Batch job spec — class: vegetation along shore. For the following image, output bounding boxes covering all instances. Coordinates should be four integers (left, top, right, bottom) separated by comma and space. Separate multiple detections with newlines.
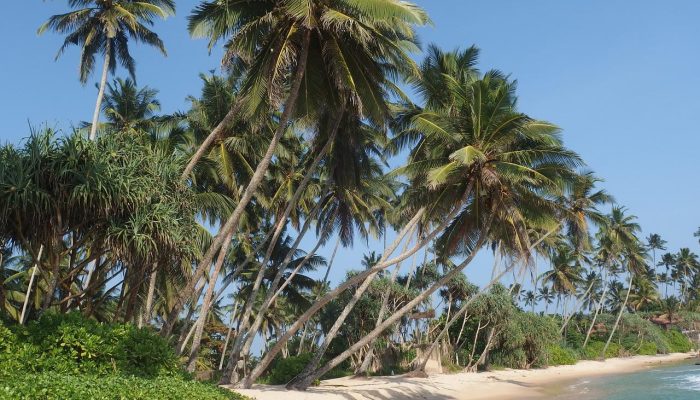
1, 0, 699, 399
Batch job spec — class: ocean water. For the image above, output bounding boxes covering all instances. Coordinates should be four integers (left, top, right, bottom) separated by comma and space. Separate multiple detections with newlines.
554, 361, 700, 399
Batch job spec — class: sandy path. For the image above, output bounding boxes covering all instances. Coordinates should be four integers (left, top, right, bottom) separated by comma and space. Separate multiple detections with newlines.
227, 352, 696, 400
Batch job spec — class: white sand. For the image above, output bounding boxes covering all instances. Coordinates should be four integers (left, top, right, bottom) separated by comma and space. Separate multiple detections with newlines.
228, 352, 696, 400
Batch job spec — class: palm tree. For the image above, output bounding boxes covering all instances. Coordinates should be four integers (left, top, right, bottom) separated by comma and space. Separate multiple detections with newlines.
39, 0, 175, 140
658, 252, 676, 298
523, 290, 537, 312
100, 78, 163, 135
629, 277, 659, 311
601, 208, 647, 357
540, 244, 584, 314
537, 286, 555, 314
283, 49, 583, 390
674, 248, 699, 302
165, 1, 428, 346
646, 233, 667, 267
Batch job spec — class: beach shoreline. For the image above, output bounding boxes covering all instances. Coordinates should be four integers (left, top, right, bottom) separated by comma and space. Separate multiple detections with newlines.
228, 352, 696, 400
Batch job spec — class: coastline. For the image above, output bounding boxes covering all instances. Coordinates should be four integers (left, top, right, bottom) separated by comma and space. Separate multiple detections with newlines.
229, 352, 696, 400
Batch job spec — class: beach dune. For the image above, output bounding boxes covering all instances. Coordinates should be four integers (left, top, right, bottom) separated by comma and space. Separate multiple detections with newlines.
229, 353, 694, 400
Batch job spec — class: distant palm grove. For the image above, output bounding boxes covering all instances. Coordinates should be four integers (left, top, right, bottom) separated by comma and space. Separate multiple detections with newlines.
1, 1, 698, 398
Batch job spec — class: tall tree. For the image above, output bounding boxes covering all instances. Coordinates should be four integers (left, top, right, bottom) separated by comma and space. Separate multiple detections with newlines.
39, 0, 175, 140
164, 0, 428, 343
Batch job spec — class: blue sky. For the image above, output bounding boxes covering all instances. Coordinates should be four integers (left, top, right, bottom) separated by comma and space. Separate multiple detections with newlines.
1, 1, 700, 293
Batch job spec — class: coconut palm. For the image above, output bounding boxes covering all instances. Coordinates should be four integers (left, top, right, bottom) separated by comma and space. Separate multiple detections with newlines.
601, 208, 647, 357
537, 286, 555, 314
283, 50, 583, 390
540, 244, 584, 313
39, 0, 175, 140
629, 277, 659, 311
674, 248, 699, 302
523, 290, 537, 312
646, 233, 667, 267
165, 1, 428, 347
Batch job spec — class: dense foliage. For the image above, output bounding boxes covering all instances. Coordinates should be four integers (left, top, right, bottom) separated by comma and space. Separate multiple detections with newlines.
0, 313, 241, 399
1, 0, 699, 395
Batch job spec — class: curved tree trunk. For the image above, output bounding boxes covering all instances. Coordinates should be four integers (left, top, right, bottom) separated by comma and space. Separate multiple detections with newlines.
187, 231, 235, 371
162, 31, 312, 338
219, 301, 240, 370
230, 206, 334, 379
222, 107, 344, 379
240, 209, 427, 387
285, 221, 493, 391
181, 102, 240, 181
286, 187, 474, 388
602, 273, 633, 358
286, 208, 459, 388
560, 278, 596, 334
582, 271, 609, 348
89, 47, 110, 140
356, 228, 417, 375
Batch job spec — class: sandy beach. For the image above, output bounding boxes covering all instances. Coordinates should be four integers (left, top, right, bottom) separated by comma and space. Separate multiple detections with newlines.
229, 352, 695, 400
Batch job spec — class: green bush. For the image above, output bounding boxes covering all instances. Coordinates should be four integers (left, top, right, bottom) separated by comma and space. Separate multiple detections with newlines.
0, 372, 243, 400
637, 341, 658, 355
4, 312, 180, 377
0, 314, 243, 400
267, 353, 317, 385
580, 340, 623, 359
663, 329, 692, 353
546, 345, 578, 366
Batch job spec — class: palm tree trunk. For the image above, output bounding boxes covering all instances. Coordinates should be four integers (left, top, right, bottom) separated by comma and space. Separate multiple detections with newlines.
465, 321, 484, 371
144, 266, 157, 325
560, 278, 596, 334
162, 30, 313, 338
285, 207, 457, 388
414, 224, 558, 373
232, 207, 334, 374
322, 237, 341, 284
89, 47, 110, 140
186, 230, 235, 371
286, 222, 493, 390
239, 209, 427, 387
221, 200, 330, 383
219, 301, 240, 370
285, 187, 475, 389
583, 275, 609, 348
602, 274, 634, 358
176, 279, 206, 355
356, 228, 417, 375
298, 237, 341, 357
181, 102, 240, 181
223, 104, 345, 373
20, 245, 44, 325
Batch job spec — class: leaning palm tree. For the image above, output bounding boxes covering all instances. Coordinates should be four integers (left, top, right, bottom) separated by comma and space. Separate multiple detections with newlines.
283, 55, 583, 389
674, 248, 699, 302
164, 1, 428, 344
601, 208, 647, 357
38, 0, 175, 140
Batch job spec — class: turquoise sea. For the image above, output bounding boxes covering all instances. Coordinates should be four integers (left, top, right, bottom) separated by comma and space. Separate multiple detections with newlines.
553, 361, 700, 399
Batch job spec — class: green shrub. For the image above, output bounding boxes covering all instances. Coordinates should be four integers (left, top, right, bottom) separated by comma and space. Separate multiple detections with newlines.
637, 341, 658, 355
0, 314, 244, 400
0, 371, 243, 400
580, 340, 623, 359
546, 345, 578, 366
663, 329, 692, 353
1, 312, 180, 377
267, 353, 317, 385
